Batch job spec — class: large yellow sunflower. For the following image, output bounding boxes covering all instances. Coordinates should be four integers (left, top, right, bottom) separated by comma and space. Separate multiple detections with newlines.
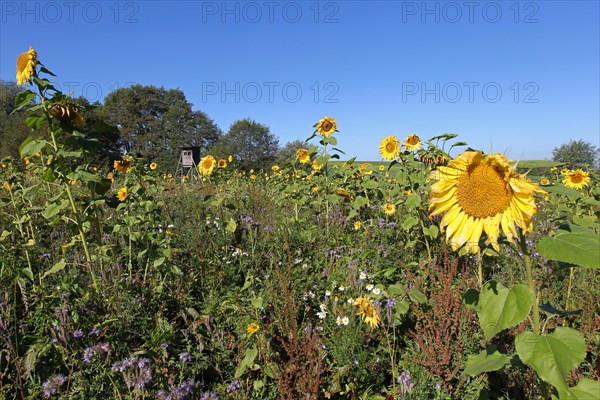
429, 151, 544, 254
199, 155, 217, 176
562, 169, 590, 190
315, 117, 337, 137
403, 134, 421, 151
380, 136, 400, 160
16, 47, 37, 86
296, 148, 310, 164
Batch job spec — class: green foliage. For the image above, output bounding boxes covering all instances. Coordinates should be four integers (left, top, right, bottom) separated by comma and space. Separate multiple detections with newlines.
515, 328, 586, 398
464, 346, 510, 376
101, 84, 222, 171
1, 51, 598, 400
471, 281, 533, 340
210, 118, 279, 171
537, 224, 600, 269
552, 139, 599, 169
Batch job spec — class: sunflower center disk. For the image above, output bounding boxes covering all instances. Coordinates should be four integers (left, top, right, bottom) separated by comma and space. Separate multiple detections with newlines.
386, 143, 395, 152
456, 163, 513, 219
17, 54, 29, 70
571, 175, 582, 183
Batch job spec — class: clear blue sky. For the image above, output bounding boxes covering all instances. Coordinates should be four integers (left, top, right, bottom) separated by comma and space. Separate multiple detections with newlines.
2, 1, 599, 161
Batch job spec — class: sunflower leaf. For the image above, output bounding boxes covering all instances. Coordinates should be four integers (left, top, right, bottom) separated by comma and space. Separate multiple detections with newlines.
515, 327, 586, 398
464, 346, 510, 376
537, 225, 599, 269
477, 281, 532, 340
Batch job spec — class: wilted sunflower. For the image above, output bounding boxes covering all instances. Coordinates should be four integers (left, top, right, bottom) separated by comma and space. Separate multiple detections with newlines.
336, 188, 353, 200
353, 297, 380, 328
403, 134, 421, 151
429, 151, 545, 254
562, 169, 590, 190
218, 159, 227, 168
16, 47, 37, 86
198, 155, 217, 176
296, 148, 310, 164
114, 159, 132, 173
116, 187, 128, 202
383, 203, 396, 216
315, 116, 337, 137
49, 102, 84, 128
418, 147, 449, 168
149, 162, 157, 170
379, 136, 400, 160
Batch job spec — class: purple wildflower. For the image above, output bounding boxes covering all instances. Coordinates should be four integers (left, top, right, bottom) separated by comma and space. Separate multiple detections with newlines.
73, 329, 83, 339
179, 352, 191, 363
42, 374, 65, 397
112, 356, 153, 390
226, 379, 241, 393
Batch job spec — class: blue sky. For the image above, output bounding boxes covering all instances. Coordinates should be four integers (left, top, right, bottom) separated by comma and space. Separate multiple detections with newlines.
2, 0, 599, 161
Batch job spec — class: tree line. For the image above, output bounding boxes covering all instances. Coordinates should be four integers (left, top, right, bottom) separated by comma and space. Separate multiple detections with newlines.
2, 80, 597, 170
1, 80, 307, 172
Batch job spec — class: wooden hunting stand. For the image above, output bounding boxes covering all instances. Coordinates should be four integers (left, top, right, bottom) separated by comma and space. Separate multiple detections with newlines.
174, 146, 201, 180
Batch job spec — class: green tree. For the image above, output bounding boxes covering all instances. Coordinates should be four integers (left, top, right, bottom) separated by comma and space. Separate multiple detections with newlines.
100, 85, 221, 171
275, 139, 308, 165
210, 118, 279, 171
552, 139, 599, 169
0, 80, 32, 159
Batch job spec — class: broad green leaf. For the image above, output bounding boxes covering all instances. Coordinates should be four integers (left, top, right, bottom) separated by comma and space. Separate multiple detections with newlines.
572, 215, 598, 229
387, 284, 404, 296
264, 363, 282, 379
42, 259, 67, 279
408, 288, 427, 304
478, 281, 533, 340
565, 378, 600, 400
542, 184, 581, 200
423, 225, 439, 238
234, 347, 258, 378
251, 296, 263, 309
537, 225, 599, 269
515, 327, 586, 398
253, 380, 264, 390
352, 196, 369, 208
405, 194, 421, 210
226, 218, 237, 233
401, 216, 419, 230
153, 257, 166, 268
362, 179, 378, 189
42, 200, 69, 219
19, 138, 47, 158
395, 299, 409, 315
464, 347, 510, 376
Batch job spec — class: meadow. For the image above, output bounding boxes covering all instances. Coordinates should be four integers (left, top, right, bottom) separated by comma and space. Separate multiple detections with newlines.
1, 49, 599, 400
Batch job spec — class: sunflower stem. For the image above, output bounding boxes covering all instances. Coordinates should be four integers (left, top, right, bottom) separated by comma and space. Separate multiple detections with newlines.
476, 250, 484, 288
565, 266, 574, 312
519, 230, 540, 334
